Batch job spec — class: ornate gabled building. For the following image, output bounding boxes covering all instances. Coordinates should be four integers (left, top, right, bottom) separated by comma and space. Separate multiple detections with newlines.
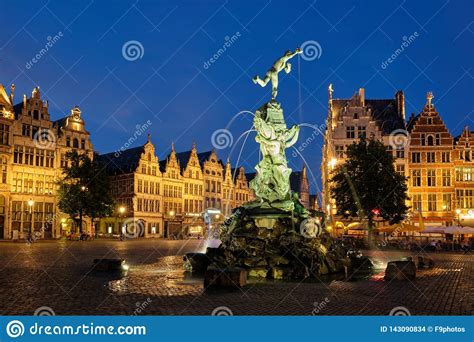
97, 135, 163, 237
0, 84, 93, 240
406, 92, 455, 227
453, 127, 474, 227
98, 141, 254, 238
322, 86, 407, 223
322, 87, 474, 232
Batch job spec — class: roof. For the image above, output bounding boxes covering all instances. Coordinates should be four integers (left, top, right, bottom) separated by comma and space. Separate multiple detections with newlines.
175, 150, 192, 171
196, 151, 214, 166
406, 113, 420, 132
97, 146, 145, 175
332, 98, 405, 135
13, 102, 24, 119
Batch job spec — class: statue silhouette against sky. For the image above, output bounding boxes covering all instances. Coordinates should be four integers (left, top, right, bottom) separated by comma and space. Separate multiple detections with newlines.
252, 47, 302, 99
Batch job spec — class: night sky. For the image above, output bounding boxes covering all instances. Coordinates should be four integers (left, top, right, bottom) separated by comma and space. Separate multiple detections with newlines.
1, 0, 473, 194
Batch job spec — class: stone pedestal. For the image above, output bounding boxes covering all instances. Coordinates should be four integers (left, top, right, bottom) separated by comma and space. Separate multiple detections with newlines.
384, 260, 416, 280
204, 266, 247, 288
204, 198, 347, 280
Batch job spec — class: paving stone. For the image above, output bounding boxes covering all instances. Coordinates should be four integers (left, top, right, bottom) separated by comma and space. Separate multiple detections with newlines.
0, 240, 471, 315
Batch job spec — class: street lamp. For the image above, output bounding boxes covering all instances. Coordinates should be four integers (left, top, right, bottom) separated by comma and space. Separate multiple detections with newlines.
78, 185, 88, 235
455, 208, 461, 227
118, 206, 126, 236
27, 199, 34, 239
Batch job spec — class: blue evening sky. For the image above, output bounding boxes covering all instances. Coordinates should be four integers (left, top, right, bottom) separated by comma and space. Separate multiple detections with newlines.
1, 0, 473, 194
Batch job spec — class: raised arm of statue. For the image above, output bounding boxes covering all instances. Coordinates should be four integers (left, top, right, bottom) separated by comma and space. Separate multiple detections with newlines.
286, 48, 302, 60
284, 125, 300, 148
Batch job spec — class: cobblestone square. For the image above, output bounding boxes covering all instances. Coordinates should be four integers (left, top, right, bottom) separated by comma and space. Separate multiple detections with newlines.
0, 240, 472, 316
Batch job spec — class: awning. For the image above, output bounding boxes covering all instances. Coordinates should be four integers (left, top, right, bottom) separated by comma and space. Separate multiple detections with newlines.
443, 226, 474, 234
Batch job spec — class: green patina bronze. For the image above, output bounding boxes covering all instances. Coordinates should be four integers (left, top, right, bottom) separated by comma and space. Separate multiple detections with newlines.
248, 48, 302, 211
199, 48, 348, 281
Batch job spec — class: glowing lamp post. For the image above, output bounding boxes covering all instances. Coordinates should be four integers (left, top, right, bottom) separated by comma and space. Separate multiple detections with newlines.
119, 206, 126, 235
27, 199, 34, 238
455, 209, 461, 227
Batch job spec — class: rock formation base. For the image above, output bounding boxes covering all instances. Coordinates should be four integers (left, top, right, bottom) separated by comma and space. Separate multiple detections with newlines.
205, 198, 348, 280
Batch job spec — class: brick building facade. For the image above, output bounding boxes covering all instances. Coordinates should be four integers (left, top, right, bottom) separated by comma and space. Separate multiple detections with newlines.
322, 86, 474, 230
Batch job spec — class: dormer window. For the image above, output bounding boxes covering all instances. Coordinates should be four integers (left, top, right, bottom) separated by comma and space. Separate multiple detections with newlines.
33, 110, 39, 120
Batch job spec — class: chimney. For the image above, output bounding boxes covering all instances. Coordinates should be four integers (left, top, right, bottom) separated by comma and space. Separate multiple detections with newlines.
358, 88, 365, 106
395, 90, 405, 120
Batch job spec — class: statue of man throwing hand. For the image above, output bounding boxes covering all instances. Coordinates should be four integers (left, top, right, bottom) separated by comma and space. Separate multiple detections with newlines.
252, 47, 302, 99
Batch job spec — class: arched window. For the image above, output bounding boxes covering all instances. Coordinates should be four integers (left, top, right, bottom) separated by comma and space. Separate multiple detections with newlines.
427, 136, 434, 146
73, 138, 79, 148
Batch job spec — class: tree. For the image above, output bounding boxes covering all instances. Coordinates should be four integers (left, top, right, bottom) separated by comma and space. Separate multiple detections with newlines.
330, 138, 409, 246
57, 151, 114, 234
